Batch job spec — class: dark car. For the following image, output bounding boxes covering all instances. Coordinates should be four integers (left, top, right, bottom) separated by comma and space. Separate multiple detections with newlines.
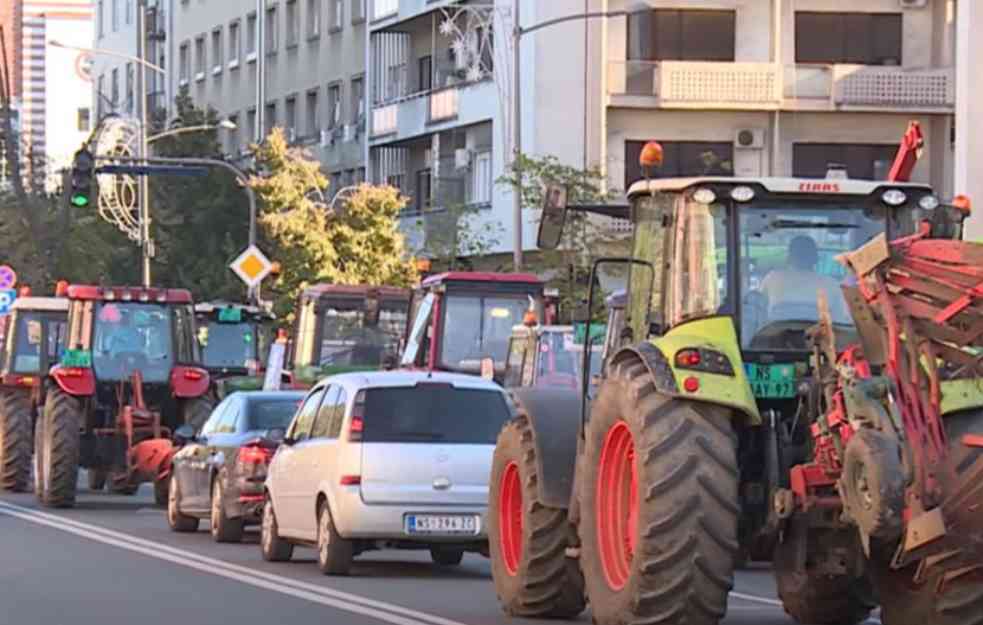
167, 391, 305, 542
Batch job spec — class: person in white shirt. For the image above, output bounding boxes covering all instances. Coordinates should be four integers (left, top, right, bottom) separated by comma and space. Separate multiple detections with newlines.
759, 235, 844, 321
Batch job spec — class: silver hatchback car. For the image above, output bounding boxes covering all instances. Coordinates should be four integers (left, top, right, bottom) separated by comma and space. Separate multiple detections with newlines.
261, 370, 511, 575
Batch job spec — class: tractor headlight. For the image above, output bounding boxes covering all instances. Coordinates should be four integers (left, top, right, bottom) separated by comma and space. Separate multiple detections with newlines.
730, 186, 755, 202
918, 195, 940, 211
692, 188, 717, 204
882, 190, 907, 206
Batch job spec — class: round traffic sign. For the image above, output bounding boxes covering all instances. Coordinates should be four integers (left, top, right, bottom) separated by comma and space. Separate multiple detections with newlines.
0, 266, 17, 289
75, 52, 93, 82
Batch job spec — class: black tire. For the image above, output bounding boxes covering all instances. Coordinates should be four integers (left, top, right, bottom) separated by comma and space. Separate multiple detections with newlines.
260, 496, 293, 562
874, 564, 983, 625
488, 414, 586, 618
87, 469, 107, 492
181, 397, 215, 431
211, 480, 244, 543
0, 391, 32, 492
580, 356, 739, 625
430, 547, 464, 567
167, 474, 199, 533
153, 477, 169, 507
774, 521, 874, 625
841, 428, 905, 542
36, 389, 80, 508
316, 500, 353, 575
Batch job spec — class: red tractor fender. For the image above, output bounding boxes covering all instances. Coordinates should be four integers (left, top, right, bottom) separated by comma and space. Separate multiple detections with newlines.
50, 365, 96, 396
170, 366, 211, 398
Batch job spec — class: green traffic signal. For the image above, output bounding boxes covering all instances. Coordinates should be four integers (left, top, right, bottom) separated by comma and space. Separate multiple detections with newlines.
70, 194, 90, 208
69, 146, 95, 209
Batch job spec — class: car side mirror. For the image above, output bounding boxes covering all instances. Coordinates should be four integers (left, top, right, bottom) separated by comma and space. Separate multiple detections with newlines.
173, 424, 196, 445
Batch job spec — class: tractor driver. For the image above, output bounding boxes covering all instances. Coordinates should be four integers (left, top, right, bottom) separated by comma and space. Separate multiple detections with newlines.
99, 304, 144, 356
758, 235, 845, 321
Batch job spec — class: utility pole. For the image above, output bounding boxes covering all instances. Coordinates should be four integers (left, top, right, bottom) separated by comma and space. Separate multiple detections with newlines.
511, 0, 523, 272
138, 0, 152, 287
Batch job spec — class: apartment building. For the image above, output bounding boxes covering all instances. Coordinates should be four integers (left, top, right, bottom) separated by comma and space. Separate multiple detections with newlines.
1, 0, 94, 187
599, 0, 957, 198
170, 0, 367, 192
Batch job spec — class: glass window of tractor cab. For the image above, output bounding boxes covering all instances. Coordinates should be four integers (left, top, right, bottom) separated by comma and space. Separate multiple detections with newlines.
627, 190, 730, 343
91, 302, 174, 384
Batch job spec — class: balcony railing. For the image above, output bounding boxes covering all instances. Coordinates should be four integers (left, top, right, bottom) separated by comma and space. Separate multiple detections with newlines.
609, 60, 955, 111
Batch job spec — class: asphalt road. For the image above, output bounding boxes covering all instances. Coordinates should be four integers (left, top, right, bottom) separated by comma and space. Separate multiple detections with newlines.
0, 479, 865, 625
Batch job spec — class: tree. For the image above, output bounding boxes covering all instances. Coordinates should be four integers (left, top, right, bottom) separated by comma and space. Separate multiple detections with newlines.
414, 202, 503, 271
248, 128, 418, 318
499, 153, 629, 318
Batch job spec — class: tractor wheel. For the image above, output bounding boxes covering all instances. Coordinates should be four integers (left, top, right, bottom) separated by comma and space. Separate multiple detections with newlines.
181, 397, 215, 432
488, 414, 585, 618
87, 469, 107, 492
36, 389, 80, 508
840, 428, 905, 542
0, 391, 32, 492
580, 357, 739, 625
774, 519, 875, 625
873, 564, 983, 625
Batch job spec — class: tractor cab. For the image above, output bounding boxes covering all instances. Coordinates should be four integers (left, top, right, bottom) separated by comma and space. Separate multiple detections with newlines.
503, 323, 604, 391
399, 272, 551, 377
194, 301, 275, 397
0, 296, 69, 389
288, 284, 411, 386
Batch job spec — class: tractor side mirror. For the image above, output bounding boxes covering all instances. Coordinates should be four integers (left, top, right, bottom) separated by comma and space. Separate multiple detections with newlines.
537, 184, 568, 250
173, 424, 196, 446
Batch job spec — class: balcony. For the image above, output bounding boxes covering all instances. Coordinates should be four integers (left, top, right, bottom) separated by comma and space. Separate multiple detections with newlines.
370, 80, 493, 144
608, 61, 955, 113
370, 0, 456, 26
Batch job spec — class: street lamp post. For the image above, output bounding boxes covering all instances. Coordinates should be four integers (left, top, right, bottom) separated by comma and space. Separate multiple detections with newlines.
146, 119, 236, 143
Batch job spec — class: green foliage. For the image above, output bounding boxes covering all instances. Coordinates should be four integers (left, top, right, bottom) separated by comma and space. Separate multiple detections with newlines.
249, 128, 417, 319
415, 202, 502, 270
498, 153, 629, 318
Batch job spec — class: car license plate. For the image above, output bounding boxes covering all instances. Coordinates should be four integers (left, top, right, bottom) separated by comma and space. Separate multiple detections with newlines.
405, 514, 480, 535
745, 363, 797, 399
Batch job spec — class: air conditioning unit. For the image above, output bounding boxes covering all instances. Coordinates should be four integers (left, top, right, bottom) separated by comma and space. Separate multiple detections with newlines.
455, 148, 472, 170
734, 128, 765, 150
898, 0, 927, 8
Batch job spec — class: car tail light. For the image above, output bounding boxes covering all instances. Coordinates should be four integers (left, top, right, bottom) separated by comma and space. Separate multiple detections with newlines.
340, 475, 361, 486
348, 390, 365, 442
237, 444, 273, 471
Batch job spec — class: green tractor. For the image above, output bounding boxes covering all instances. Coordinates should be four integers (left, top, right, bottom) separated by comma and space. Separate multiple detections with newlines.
287, 284, 411, 388
194, 301, 277, 399
487, 165, 980, 624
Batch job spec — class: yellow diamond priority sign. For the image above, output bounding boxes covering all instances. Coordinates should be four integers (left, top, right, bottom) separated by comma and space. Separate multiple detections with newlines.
230, 245, 273, 288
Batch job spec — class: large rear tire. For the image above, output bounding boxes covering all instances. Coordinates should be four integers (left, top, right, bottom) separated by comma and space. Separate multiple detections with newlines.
0, 391, 32, 492
581, 357, 739, 625
774, 520, 875, 625
488, 414, 586, 618
36, 389, 80, 508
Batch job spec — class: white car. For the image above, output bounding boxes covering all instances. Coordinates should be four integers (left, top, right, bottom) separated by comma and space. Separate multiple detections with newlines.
260, 370, 512, 575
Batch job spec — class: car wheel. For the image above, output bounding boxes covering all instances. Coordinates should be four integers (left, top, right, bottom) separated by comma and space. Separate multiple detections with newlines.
430, 547, 464, 567
167, 475, 199, 533
316, 500, 353, 575
260, 496, 293, 562
211, 480, 244, 543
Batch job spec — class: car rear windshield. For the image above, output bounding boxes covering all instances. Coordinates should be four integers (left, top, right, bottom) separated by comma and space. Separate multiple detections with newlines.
362, 385, 509, 444
246, 399, 302, 431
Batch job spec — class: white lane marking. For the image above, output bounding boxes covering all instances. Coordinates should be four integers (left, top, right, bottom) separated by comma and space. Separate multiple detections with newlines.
729, 591, 783, 607
0, 501, 467, 625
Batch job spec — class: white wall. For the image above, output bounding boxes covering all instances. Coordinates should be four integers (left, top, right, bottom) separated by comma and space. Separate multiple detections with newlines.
46, 17, 94, 176
955, 0, 983, 239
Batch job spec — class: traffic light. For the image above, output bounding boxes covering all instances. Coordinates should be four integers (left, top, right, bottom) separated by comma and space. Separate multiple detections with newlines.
69, 147, 96, 208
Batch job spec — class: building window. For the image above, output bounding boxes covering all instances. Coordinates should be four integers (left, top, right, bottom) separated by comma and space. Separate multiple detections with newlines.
285, 95, 297, 139
247, 108, 257, 143
627, 10, 735, 62
125, 63, 134, 113
111, 68, 119, 106
624, 141, 733, 188
415, 169, 432, 212
327, 83, 341, 129
351, 76, 364, 124
179, 42, 190, 84
306, 89, 320, 136
418, 56, 432, 93
307, 0, 321, 39
265, 102, 277, 135
351, 0, 365, 24
77, 108, 91, 132
229, 20, 241, 66
246, 13, 258, 58
194, 36, 206, 80
212, 28, 224, 73
126, 0, 132, 25
266, 5, 278, 54
98, 1, 104, 37
286, 0, 299, 47
792, 143, 899, 180
795, 12, 902, 65
112, 0, 119, 32
469, 151, 492, 205
330, 0, 343, 31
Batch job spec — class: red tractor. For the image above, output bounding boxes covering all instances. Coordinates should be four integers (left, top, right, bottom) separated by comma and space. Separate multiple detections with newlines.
35, 285, 215, 508
399, 272, 556, 377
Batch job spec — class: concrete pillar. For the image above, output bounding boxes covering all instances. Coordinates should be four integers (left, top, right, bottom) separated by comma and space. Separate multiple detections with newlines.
955, 0, 983, 239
